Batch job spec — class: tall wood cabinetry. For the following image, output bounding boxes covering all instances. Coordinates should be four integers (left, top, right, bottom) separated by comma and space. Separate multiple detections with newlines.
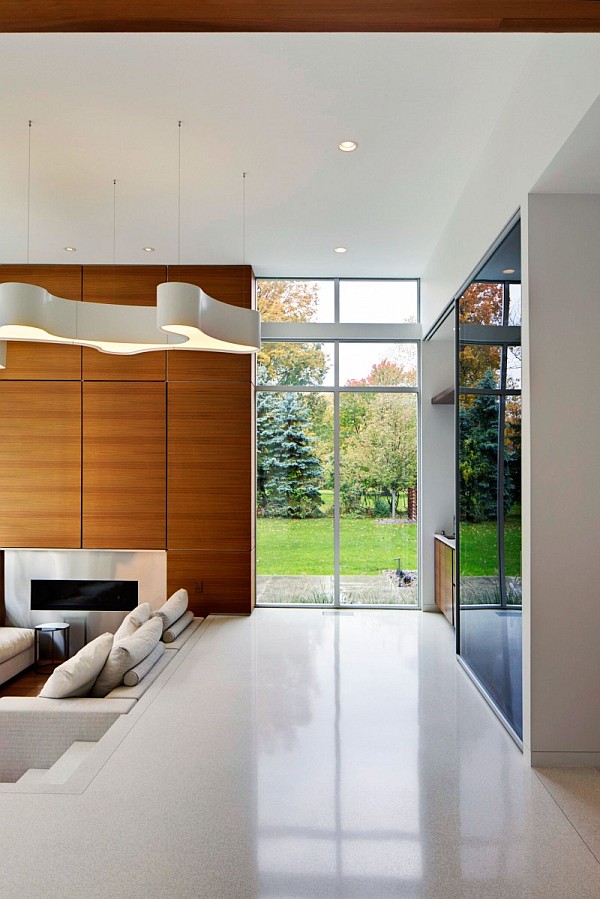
434, 535, 456, 626
0, 264, 255, 616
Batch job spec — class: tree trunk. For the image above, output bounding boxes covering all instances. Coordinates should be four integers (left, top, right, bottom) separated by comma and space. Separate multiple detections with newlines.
391, 489, 397, 519
408, 486, 418, 521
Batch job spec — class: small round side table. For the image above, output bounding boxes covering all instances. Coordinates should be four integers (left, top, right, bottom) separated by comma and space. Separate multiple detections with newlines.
34, 622, 70, 673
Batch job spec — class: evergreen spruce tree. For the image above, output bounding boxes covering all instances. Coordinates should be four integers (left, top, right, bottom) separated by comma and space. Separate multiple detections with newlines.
258, 392, 323, 518
460, 369, 514, 523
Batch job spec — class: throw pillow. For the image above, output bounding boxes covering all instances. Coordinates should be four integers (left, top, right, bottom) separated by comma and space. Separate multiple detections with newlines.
152, 588, 188, 632
122, 641, 165, 687
114, 602, 152, 641
39, 632, 114, 699
91, 616, 163, 697
163, 609, 194, 644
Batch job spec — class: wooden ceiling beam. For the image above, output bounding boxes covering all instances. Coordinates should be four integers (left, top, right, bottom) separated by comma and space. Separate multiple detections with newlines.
0, 1, 599, 33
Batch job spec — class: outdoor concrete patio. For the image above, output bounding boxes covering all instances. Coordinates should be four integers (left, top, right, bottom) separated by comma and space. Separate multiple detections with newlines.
256, 574, 418, 606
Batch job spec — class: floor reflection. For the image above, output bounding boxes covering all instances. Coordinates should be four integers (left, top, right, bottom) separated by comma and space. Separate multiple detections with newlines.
256, 610, 423, 896
460, 608, 522, 738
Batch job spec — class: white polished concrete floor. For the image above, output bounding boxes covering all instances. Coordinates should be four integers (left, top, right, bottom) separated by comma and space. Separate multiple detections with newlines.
2, 608, 600, 898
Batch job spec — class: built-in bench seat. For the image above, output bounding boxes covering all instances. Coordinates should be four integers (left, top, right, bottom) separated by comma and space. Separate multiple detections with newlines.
0, 626, 35, 687
0, 616, 203, 783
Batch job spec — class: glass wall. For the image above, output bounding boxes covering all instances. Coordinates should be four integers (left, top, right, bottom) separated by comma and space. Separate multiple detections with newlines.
456, 222, 522, 738
256, 278, 419, 607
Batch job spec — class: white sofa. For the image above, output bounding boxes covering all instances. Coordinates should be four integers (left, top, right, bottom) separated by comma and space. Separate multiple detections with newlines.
0, 626, 35, 686
0, 617, 203, 783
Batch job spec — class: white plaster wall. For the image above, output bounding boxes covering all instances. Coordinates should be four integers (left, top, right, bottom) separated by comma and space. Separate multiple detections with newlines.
420, 328, 455, 612
421, 36, 600, 332
524, 194, 600, 765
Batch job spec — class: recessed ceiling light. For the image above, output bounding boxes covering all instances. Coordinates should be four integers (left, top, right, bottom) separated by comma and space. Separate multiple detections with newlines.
334, 247, 348, 254
143, 247, 155, 253
64, 246, 77, 252
338, 140, 358, 152
502, 268, 516, 275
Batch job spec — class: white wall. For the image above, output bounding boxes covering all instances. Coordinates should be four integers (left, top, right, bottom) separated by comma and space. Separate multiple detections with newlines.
421, 36, 600, 332
523, 193, 600, 766
420, 323, 455, 612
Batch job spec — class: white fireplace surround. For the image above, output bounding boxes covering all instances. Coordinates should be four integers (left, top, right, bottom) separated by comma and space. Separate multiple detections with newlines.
4, 550, 167, 646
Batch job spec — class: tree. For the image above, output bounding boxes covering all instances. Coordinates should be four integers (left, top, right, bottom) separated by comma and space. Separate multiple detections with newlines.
459, 370, 514, 523
257, 393, 324, 518
341, 393, 417, 519
458, 283, 504, 392
257, 280, 328, 386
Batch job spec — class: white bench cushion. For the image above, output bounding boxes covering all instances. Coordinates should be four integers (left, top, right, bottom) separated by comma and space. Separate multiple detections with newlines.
0, 627, 34, 662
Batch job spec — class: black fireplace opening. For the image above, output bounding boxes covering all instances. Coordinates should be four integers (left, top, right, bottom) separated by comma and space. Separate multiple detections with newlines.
31, 579, 138, 612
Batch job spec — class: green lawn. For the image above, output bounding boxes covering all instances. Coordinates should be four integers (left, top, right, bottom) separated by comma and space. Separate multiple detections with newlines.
257, 514, 521, 577
257, 518, 417, 575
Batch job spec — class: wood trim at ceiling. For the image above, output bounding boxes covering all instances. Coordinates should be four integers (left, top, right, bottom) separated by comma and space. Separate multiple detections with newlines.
1, 1, 599, 32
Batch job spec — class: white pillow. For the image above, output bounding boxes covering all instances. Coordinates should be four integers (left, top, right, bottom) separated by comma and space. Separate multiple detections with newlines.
39, 633, 114, 699
163, 610, 194, 644
152, 588, 188, 632
114, 602, 152, 641
122, 641, 165, 686
91, 617, 163, 697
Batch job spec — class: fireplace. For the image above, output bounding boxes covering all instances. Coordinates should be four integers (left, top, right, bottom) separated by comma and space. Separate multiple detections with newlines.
4, 549, 166, 648
31, 579, 138, 612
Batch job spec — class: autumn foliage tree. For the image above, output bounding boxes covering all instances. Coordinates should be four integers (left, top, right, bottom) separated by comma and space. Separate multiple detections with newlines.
257, 280, 328, 385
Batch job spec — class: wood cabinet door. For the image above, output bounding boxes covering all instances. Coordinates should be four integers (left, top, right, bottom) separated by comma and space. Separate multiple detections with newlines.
83, 382, 166, 549
0, 265, 82, 380
81, 266, 167, 380
167, 549, 254, 616
0, 382, 81, 547
168, 381, 252, 551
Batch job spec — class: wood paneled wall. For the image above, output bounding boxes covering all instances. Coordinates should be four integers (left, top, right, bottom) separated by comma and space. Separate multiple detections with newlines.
83, 382, 167, 549
2, 1, 600, 33
0, 264, 255, 614
0, 382, 82, 548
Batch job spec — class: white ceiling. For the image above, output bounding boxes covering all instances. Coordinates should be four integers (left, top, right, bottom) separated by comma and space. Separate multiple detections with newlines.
0, 33, 541, 277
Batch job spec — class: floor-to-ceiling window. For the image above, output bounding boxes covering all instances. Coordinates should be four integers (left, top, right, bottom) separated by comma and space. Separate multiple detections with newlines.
456, 221, 522, 739
256, 278, 420, 608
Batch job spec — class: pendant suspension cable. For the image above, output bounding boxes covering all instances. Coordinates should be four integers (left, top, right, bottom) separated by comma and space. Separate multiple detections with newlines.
242, 171, 247, 269
178, 120, 182, 268
242, 171, 247, 299
112, 178, 117, 303
26, 120, 32, 264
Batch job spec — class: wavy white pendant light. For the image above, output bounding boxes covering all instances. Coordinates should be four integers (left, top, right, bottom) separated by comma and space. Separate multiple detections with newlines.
0, 121, 260, 369
0, 281, 260, 355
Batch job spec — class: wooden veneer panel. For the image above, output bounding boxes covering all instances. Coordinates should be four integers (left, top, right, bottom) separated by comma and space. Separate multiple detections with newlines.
2, 2, 600, 33
167, 549, 255, 616
0, 265, 82, 380
82, 266, 167, 381
168, 381, 252, 550
83, 382, 167, 548
0, 382, 81, 547
166, 265, 253, 382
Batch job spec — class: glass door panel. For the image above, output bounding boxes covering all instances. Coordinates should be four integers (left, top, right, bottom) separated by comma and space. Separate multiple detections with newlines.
256, 391, 334, 605
339, 393, 418, 606
456, 233, 523, 738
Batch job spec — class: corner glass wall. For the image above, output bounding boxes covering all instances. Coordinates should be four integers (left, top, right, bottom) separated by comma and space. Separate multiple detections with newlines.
456, 223, 522, 739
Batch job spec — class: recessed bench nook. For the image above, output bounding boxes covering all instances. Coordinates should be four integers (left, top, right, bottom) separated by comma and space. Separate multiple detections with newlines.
0, 547, 206, 787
